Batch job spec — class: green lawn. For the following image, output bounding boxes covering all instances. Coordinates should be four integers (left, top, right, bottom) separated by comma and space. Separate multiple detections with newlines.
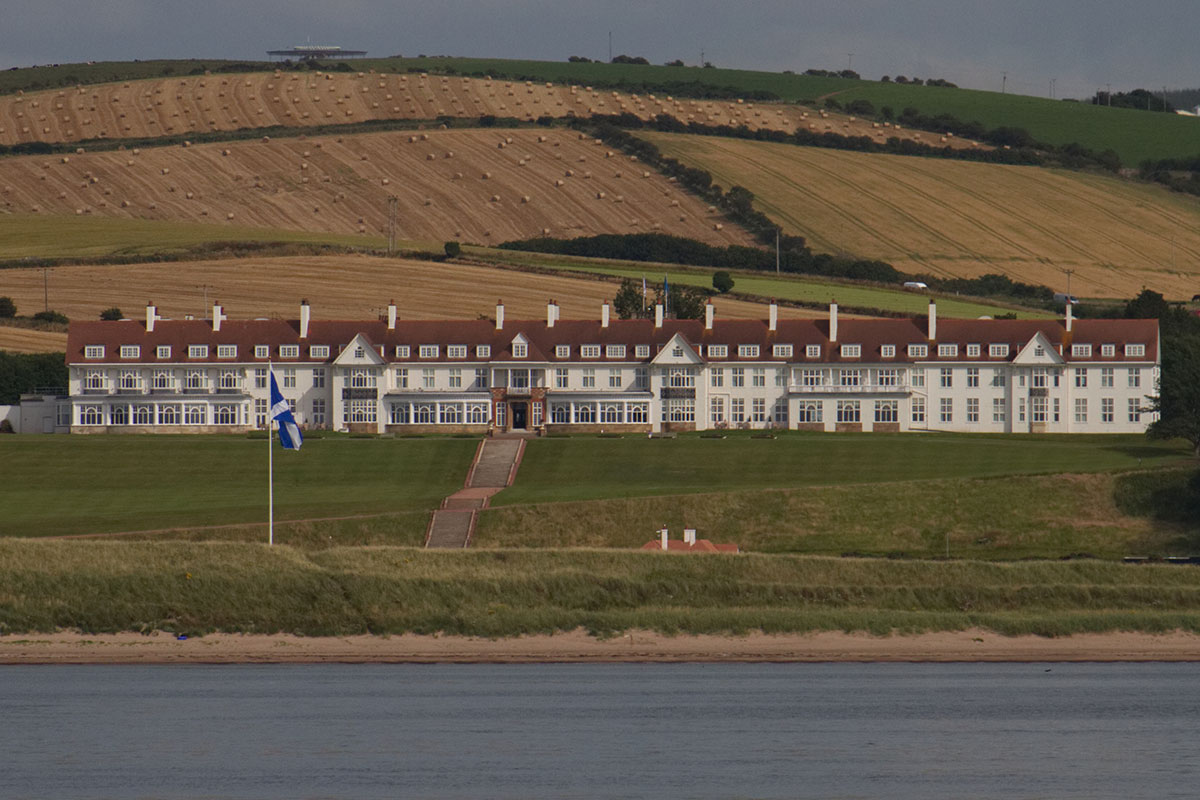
0, 215, 383, 260
494, 433, 1187, 505
0, 435, 477, 537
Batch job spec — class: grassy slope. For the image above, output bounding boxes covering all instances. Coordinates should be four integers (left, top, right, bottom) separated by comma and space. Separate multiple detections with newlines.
0, 435, 477, 537
642, 132, 1200, 300
485, 248, 1049, 318
494, 434, 1185, 505
0, 215, 382, 259
477, 470, 1195, 560
2, 57, 1193, 165
5, 541, 1200, 637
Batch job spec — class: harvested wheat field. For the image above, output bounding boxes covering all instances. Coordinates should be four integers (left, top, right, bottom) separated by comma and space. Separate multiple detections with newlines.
0, 254, 822, 343
0, 71, 981, 152
647, 133, 1200, 299
0, 127, 753, 247
0, 326, 67, 354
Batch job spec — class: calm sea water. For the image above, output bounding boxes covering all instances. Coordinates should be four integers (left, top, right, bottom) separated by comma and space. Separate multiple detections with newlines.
2, 662, 1198, 799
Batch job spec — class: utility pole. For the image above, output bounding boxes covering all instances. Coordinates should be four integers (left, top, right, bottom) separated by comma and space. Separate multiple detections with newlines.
775, 228, 781, 274
847, 53, 854, 71
1164, 85, 1169, 112
387, 195, 398, 254
1106, 83, 1112, 105
700, 48, 704, 68
608, 31, 612, 63
1062, 268, 1075, 298
42, 267, 48, 313
1002, 71, 1007, 94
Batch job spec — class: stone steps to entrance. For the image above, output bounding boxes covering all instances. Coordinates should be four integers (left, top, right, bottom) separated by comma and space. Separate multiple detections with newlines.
424, 435, 528, 548
424, 509, 476, 548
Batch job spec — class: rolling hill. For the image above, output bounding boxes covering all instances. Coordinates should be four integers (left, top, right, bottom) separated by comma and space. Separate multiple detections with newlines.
644, 132, 1200, 299
0, 127, 753, 247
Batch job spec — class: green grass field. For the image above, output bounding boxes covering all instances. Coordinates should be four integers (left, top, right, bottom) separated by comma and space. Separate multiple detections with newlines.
494, 433, 1186, 505
4, 57, 1194, 166
479, 247, 1049, 318
5, 541, 1200, 637
0, 215, 383, 260
0, 435, 476, 537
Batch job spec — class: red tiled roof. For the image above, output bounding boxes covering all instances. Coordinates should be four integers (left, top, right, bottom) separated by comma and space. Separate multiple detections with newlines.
65, 314, 1159, 365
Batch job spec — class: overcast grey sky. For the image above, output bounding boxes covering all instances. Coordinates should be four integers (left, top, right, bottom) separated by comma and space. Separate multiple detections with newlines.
3, 1, 1196, 99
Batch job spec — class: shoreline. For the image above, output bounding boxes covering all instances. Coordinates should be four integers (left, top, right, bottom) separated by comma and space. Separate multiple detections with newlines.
5, 629, 1200, 664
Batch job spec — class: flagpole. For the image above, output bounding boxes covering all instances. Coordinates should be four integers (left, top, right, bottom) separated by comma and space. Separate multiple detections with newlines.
268, 363, 274, 546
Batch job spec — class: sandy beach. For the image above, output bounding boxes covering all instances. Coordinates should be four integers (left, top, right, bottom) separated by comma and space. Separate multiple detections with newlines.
4, 629, 1200, 664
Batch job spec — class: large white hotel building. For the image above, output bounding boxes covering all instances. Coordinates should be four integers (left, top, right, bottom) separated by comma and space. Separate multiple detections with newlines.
63, 298, 1159, 435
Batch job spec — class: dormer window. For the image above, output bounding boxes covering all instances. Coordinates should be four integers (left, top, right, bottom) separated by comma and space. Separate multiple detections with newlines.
448, 345, 467, 359
881, 345, 895, 359
279, 345, 299, 358
708, 345, 728, 358
189, 345, 209, 359
310, 345, 329, 359
990, 344, 1009, 358
606, 345, 626, 358
966, 344, 981, 358
908, 344, 928, 358
635, 345, 650, 358
512, 342, 528, 358
395, 345, 410, 358
555, 345, 570, 358
1072, 344, 1091, 358
738, 345, 759, 358
255, 345, 269, 359
217, 345, 237, 359
1125, 344, 1145, 357
157, 345, 172, 359
1101, 344, 1115, 357
806, 345, 821, 358
938, 344, 957, 358
840, 344, 861, 358
120, 345, 140, 359
84, 345, 105, 359
773, 344, 793, 358
419, 345, 439, 359
581, 345, 600, 358
477, 345, 491, 358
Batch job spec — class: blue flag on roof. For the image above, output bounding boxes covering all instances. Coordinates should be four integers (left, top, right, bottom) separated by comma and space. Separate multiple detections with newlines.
269, 370, 303, 451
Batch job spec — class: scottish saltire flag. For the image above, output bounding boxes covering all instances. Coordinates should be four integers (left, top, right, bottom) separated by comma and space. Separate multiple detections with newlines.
269, 370, 303, 450
663, 274, 670, 314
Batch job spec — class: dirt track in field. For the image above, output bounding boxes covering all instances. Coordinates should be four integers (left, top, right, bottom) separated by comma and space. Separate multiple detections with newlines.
648, 133, 1200, 299
0, 71, 985, 152
1, 254, 823, 347
0, 128, 755, 247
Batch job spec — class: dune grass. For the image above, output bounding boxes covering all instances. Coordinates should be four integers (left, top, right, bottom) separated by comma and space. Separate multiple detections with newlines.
495, 433, 1187, 506
4, 541, 1200, 637
0, 435, 476, 537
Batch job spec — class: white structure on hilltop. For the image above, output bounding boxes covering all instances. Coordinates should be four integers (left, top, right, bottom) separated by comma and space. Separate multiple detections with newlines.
62, 298, 1159, 435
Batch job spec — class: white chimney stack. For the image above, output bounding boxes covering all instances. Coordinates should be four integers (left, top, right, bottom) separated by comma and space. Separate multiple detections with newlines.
655, 303, 664, 328
1065, 302, 1073, 333
768, 300, 778, 332
145, 301, 158, 333
547, 300, 556, 328
927, 299, 937, 341
212, 302, 225, 333
601, 301, 610, 328
495, 299, 505, 331
660, 527, 669, 550
829, 300, 838, 343
299, 299, 311, 339
387, 300, 397, 331
705, 301, 714, 330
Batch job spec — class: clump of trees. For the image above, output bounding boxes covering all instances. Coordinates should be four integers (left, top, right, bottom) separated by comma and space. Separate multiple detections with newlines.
100, 307, 123, 321
0, 352, 68, 403
1091, 88, 1173, 112
712, 271, 734, 293
0, 296, 15, 318
611, 277, 710, 320
610, 55, 650, 65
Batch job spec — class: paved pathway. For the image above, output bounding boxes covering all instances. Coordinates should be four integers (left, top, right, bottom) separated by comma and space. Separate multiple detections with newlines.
424, 436, 528, 548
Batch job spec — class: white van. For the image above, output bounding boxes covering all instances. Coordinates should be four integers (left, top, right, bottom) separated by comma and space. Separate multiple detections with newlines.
902, 281, 928, 290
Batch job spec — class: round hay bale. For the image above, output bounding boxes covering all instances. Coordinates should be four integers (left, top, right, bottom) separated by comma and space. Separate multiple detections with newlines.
227, 212, 235, 220
521, 195, 531, 203
596, 191, 605, 199
161, 168, 170, 175
554, 179, 564, 187
381, 178, 390, 185
481, 172, 491, 179
714, 223, 723, 231
490, 194, 501, 202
